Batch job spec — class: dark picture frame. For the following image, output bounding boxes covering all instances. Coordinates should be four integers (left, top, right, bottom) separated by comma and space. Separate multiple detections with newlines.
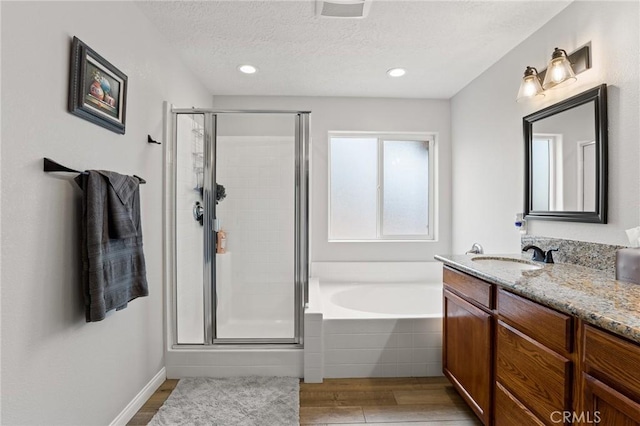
68, 36, 127, 134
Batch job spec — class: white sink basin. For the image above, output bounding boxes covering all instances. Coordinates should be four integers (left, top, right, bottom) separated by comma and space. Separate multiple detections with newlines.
471, 256, 543, 271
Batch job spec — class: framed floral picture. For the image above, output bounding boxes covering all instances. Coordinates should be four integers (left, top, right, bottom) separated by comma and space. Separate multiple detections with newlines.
68, 37, 127, 134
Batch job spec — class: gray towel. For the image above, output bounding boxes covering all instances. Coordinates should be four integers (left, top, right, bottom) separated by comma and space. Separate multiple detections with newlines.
76, 170, 148, 322
98, 171, 139, 239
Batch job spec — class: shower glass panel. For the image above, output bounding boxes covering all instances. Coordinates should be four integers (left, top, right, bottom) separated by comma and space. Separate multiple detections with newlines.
215, 114, 296, 340
175, 113, 205, 344
171, 108, 307, 346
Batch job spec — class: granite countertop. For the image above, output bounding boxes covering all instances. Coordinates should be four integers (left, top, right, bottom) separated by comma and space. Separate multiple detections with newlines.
434, 253, 640, 344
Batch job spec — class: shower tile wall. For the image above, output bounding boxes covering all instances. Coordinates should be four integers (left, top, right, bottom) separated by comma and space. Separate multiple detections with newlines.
216, 136, 295, 336
175, 114, 205, 344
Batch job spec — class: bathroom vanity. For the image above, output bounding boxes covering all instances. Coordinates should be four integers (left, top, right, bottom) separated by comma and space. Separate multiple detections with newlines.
435, 254, 640, 426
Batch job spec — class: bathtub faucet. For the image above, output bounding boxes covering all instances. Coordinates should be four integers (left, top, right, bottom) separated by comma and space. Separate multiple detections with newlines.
465, 243, 484, 255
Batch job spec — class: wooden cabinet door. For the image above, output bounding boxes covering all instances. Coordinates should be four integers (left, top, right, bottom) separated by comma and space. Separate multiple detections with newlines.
443, 288, 492, 425
583, 374, 640, 426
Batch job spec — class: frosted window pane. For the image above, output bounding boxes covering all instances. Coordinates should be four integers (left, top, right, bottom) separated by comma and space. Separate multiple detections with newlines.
382, 140, 429, 235
330, 138, 378, 239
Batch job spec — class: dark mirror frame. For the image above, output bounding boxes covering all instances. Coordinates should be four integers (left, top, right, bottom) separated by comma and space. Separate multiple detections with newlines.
524, 84, 608, 223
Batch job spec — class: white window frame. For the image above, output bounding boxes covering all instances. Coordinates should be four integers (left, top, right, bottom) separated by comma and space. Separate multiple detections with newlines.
328, 131, 437, 242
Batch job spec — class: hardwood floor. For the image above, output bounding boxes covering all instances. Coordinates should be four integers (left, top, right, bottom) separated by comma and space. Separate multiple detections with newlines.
300, 377, 481, 425
128, 377, 481, 426
127, 379, 179, 425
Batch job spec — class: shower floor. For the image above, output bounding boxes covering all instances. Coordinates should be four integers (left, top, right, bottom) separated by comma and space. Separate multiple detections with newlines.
216, 319, 294, 339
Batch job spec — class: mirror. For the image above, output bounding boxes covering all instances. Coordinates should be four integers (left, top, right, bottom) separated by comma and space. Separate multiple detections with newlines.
524, 84, 607, 223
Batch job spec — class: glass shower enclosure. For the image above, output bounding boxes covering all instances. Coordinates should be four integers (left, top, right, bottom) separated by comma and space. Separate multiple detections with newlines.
170, 109, 309, 345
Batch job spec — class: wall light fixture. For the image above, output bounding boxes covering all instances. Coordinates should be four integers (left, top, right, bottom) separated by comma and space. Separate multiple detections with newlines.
542, 48, 576, 90
516, 45, 591, 102
516, 66, 544, 102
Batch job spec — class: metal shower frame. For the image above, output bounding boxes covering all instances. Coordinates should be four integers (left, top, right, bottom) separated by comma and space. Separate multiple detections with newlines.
170, 108, 310, 346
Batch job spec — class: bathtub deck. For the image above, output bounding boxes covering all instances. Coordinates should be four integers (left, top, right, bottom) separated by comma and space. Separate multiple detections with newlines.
299, 377, 481, 425
128, 377, 481, 426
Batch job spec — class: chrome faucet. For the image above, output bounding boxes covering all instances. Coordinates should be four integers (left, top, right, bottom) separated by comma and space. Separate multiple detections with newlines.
523, 245, 558, 263
466, 243, 484, 255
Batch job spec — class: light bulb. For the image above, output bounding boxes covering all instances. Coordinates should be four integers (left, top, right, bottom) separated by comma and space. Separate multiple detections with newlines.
522, 78, 537, 97
551, 62, 565, 83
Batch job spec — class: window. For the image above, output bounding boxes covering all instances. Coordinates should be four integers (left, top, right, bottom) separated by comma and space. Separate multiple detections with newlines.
329, 133, 436, 241
532, 133, 563, 211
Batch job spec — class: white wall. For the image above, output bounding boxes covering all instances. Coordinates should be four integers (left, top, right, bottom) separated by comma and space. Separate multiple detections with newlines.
451, 1, 640, 253
210, 96, 452, 262
1, 2, 212, 425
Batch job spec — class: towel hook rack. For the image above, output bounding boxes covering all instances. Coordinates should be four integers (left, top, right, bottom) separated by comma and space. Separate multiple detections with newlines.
43, 158, 146, 184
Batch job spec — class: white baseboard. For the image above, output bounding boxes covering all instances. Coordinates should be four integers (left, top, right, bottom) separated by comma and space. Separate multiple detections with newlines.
110, 367, 167, 426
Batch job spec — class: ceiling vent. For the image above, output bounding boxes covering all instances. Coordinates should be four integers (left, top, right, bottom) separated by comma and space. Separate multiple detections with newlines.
316, 0, 371, 18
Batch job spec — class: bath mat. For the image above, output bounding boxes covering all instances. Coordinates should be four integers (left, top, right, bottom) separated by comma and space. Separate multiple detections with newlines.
148, 376, 299, 426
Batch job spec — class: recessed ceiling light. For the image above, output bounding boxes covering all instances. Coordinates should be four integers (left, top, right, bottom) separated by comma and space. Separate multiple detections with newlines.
387, 68, 406, 77
238, 65, 257, 74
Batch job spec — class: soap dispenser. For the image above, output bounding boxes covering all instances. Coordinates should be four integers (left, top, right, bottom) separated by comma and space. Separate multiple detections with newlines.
515, 213, 527, 234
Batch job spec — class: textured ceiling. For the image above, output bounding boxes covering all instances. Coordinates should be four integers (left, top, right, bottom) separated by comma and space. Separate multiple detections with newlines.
136, 0, 572, 99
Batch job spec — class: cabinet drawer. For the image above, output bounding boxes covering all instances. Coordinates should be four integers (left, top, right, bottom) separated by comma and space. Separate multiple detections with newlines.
496, 321, 572, 422
495, 381, 545, 426
443, 266, 493, 309
584, 325, 640, 400
497, 288, 573, 354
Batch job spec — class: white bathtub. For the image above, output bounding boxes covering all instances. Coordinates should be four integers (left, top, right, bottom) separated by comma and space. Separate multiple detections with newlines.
304, 262, 444, 382
322, 282, 442, 319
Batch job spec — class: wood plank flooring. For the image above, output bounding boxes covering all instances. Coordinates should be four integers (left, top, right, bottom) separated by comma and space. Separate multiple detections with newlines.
127, 379, 179, 425
300, 377, 481, 425
128, 377, 481, 426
